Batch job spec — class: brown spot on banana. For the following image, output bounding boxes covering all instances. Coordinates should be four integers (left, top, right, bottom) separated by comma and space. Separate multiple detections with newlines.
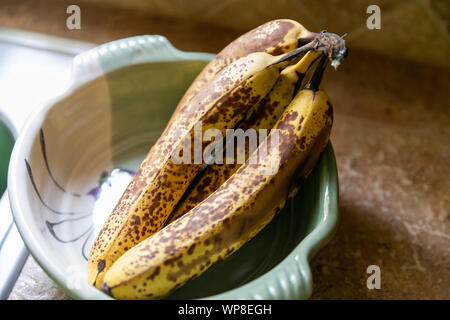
287, 123, 332, 199
100, 88, 333, 300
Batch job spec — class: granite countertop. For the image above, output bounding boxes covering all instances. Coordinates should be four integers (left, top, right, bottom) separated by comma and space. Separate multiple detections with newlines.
2, 0, 449, 300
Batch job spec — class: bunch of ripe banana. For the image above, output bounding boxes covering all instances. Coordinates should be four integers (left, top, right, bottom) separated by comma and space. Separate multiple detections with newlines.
88, 19, 347, 299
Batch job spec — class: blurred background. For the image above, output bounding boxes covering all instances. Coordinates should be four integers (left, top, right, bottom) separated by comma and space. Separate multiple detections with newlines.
0, 0, 448, 300
2, 0, 449, 67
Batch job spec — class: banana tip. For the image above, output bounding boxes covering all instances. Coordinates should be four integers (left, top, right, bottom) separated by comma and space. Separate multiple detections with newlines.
101, 282, 114, 298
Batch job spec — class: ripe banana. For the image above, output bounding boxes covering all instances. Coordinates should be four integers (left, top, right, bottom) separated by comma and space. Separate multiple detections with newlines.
166, 50, 321, 223
88, 48, 310, 288
100, 62, 334, 300
167, 19, 316, 128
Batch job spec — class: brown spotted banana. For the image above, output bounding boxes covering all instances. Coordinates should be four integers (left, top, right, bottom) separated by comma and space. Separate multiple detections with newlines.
87, 44, 315, 288
100, 59, 334, 299
167, 19, 316, 128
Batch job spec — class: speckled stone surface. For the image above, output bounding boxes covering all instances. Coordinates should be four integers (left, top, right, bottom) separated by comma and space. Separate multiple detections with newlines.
3, 0, 450, 300
310, 50, 450, 299
8, 257, 71, 300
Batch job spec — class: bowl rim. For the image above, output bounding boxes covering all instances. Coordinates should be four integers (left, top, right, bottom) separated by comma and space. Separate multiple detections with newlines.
8, 35, 339, 300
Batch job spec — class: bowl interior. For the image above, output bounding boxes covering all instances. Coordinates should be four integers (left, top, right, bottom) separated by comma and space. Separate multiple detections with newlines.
16, 59, 336, 299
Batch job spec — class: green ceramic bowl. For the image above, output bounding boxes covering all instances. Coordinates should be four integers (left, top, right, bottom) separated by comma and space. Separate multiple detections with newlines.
0, 112, 15, 197
8, 35, 339, 300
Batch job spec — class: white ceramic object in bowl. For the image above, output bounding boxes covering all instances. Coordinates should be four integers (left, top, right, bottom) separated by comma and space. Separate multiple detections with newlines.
8, 35, 339, 300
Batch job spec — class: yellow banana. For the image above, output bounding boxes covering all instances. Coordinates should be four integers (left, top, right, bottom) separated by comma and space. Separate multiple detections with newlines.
100, 63, 334, 300
88, 49, 309, 288
167, 50, 321, 223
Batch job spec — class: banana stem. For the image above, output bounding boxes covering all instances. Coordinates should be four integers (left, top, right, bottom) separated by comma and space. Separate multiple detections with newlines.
274, 30, 348, 69
297, 31, 320, 47
272, 41, 317, 65
309, 55, 328, 92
